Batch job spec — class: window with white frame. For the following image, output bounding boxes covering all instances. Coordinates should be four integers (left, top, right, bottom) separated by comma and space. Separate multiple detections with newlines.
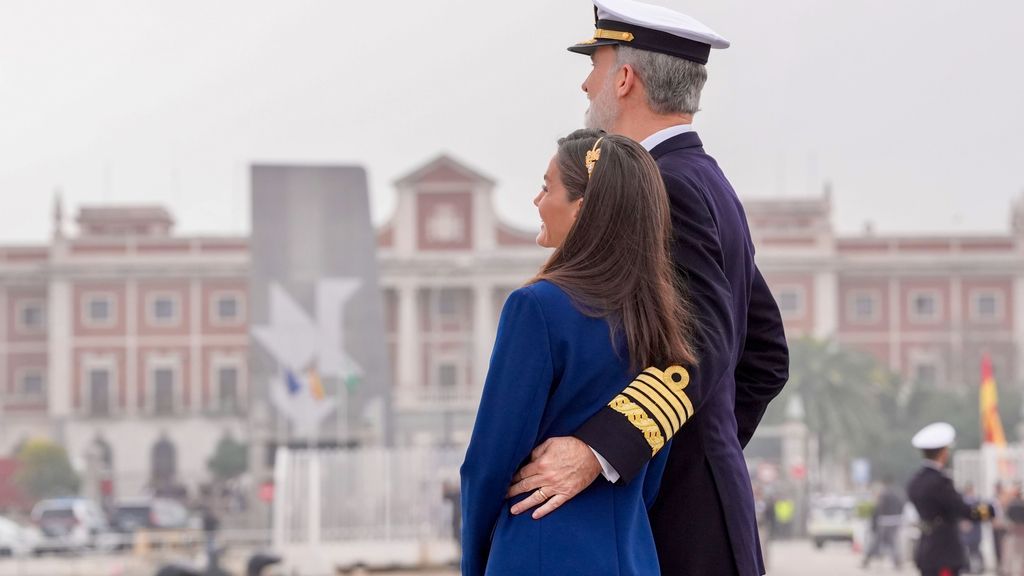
83, 293, 116, 327
211, 292, 244, 325
16, 300, 46, 333
776, 287, 805, 319
848, 291, 879, 323
217, 366, 239, 414
87, 367, 113, 417
152, 367, 176, 415
908, 291, 940, 323
147, 293, 180, 327
15, 369, 45, 399
971, 291, 1002, 323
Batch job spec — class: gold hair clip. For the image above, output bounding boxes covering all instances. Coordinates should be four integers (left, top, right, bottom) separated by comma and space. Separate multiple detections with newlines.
585, 137, 604, 179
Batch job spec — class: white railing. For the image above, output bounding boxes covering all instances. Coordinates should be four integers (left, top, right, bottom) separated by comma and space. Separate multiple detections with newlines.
273, 446, 463, 547
954, 444, 1024, 499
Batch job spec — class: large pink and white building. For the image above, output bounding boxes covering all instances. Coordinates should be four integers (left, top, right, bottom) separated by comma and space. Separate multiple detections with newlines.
1, 154, 1021, 497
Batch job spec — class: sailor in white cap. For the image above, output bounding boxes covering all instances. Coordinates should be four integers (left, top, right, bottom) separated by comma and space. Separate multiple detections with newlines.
506, 1, 790, 576
906, 422, 994, 576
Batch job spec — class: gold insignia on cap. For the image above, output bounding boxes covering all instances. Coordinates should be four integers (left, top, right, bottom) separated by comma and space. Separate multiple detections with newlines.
594, 29, 635, 42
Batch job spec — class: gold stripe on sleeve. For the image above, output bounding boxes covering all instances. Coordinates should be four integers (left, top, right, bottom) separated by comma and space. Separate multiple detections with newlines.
607, 394, 665, 456
644, 366, 694, 419
635, 373, 687, 425
627, 379, 682, 433
620, 389, 674, 438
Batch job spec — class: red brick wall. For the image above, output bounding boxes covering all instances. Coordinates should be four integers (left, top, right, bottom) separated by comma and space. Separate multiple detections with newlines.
5, 352, 48, 413
837, 278, 890, 332
900, 279, 951, 331
6, 287, 48, 343
962, 278, 1013, 330
73, 283, 127, 337
200, 281, 248, 335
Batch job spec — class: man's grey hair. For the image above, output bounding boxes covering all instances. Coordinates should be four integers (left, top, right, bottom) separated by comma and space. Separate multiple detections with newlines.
615, 46, 707, 116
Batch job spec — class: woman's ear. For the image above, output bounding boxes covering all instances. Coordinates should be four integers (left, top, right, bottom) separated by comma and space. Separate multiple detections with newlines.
572, 198, 584, 220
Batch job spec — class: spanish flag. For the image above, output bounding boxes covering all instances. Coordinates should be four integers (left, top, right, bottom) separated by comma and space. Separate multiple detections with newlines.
981, 354, 1007, 447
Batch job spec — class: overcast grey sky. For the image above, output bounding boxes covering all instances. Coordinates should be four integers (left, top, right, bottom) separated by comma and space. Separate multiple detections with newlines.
2, 0, 1023, 243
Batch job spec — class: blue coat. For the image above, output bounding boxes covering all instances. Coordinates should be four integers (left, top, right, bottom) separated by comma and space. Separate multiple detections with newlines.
460, 280, 674, 576
574, 131, 790, 576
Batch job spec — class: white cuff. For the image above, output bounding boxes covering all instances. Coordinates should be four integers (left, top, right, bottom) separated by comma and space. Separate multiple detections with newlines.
590, 447, 621, 483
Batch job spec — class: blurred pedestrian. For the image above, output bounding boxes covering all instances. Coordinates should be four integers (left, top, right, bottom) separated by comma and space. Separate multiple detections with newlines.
906, 423, 994, 576
1003, 485, 1024, 576
774, 496, 795, 540
958, 484, 983, 574
753, 484, 776, 570
862, 476, 905, 570
994, 482, 1008, 574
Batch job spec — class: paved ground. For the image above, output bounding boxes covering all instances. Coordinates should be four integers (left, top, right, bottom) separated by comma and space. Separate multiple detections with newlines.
0, 540, 995, 575
766, 539, 912, 575
368, 540, 963, 576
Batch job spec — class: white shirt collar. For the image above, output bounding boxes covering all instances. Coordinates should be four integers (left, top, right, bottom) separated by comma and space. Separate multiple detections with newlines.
922, 459, 944, 472
639, 124, 694, 151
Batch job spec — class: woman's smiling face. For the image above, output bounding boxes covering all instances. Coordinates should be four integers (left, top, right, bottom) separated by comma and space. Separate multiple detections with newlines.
533, 154, 582, 249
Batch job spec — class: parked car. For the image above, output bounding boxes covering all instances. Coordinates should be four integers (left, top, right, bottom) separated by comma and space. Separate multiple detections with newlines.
111, 497, 191, 532
30, 497, 112, 552
808, 495, 858, 549
0, 515, 40, 556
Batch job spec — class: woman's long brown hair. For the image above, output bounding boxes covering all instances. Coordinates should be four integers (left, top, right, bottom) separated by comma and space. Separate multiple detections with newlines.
531, 129, 697, 371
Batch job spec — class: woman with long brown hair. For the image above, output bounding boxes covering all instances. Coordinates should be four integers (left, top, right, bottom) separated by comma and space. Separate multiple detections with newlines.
459, 129, 698, 575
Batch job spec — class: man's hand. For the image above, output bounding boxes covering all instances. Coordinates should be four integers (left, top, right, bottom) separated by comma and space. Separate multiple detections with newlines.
506, 436, 602, 519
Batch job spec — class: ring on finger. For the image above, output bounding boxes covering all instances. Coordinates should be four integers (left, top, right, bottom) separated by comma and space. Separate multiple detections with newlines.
536, 488, 548, 500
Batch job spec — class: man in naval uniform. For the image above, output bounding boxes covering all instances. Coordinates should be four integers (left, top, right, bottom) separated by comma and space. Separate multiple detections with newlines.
505, 1, 790, 574
906, 422, 994, 576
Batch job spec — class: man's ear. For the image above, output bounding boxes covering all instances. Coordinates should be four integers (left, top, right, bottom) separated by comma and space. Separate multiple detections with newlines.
616, 64, 637, 98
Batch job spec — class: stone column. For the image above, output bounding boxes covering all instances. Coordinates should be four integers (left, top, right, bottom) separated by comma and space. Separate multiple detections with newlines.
472, 283, 494, 394
812, 269, 838, 339
397, 283, 421, 405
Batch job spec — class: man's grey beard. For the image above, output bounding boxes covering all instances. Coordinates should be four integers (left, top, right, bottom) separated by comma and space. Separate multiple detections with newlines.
584, 87, 618, 131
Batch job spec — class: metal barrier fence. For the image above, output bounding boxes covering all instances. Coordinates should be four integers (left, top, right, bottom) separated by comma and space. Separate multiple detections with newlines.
954, 444, 1024, 499
272, 446, 464, 547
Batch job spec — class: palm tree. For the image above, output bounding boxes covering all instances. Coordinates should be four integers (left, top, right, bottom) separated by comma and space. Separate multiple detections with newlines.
763, 337, 892, 470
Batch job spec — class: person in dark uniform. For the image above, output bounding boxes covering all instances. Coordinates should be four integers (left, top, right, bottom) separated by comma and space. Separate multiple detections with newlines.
906, 422, 993, 576
505, 1, 789, 575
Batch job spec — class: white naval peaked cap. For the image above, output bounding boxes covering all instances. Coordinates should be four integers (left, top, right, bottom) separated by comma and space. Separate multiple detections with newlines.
911, 422, 956, 450
568, 0, 730, 65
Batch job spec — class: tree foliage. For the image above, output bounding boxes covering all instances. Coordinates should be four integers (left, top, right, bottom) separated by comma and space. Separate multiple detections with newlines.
761, 337, 1023, 485
13, 438, 80, 502
207, 434, 248, 481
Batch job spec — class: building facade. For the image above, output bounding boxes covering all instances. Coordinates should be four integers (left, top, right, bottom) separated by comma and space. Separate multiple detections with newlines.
0, 204, 249, 499
748, 190, 1024, 391
2, 154, 1022, 500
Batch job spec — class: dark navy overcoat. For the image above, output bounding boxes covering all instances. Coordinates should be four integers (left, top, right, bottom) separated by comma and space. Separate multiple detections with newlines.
575, 131, 790, 576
